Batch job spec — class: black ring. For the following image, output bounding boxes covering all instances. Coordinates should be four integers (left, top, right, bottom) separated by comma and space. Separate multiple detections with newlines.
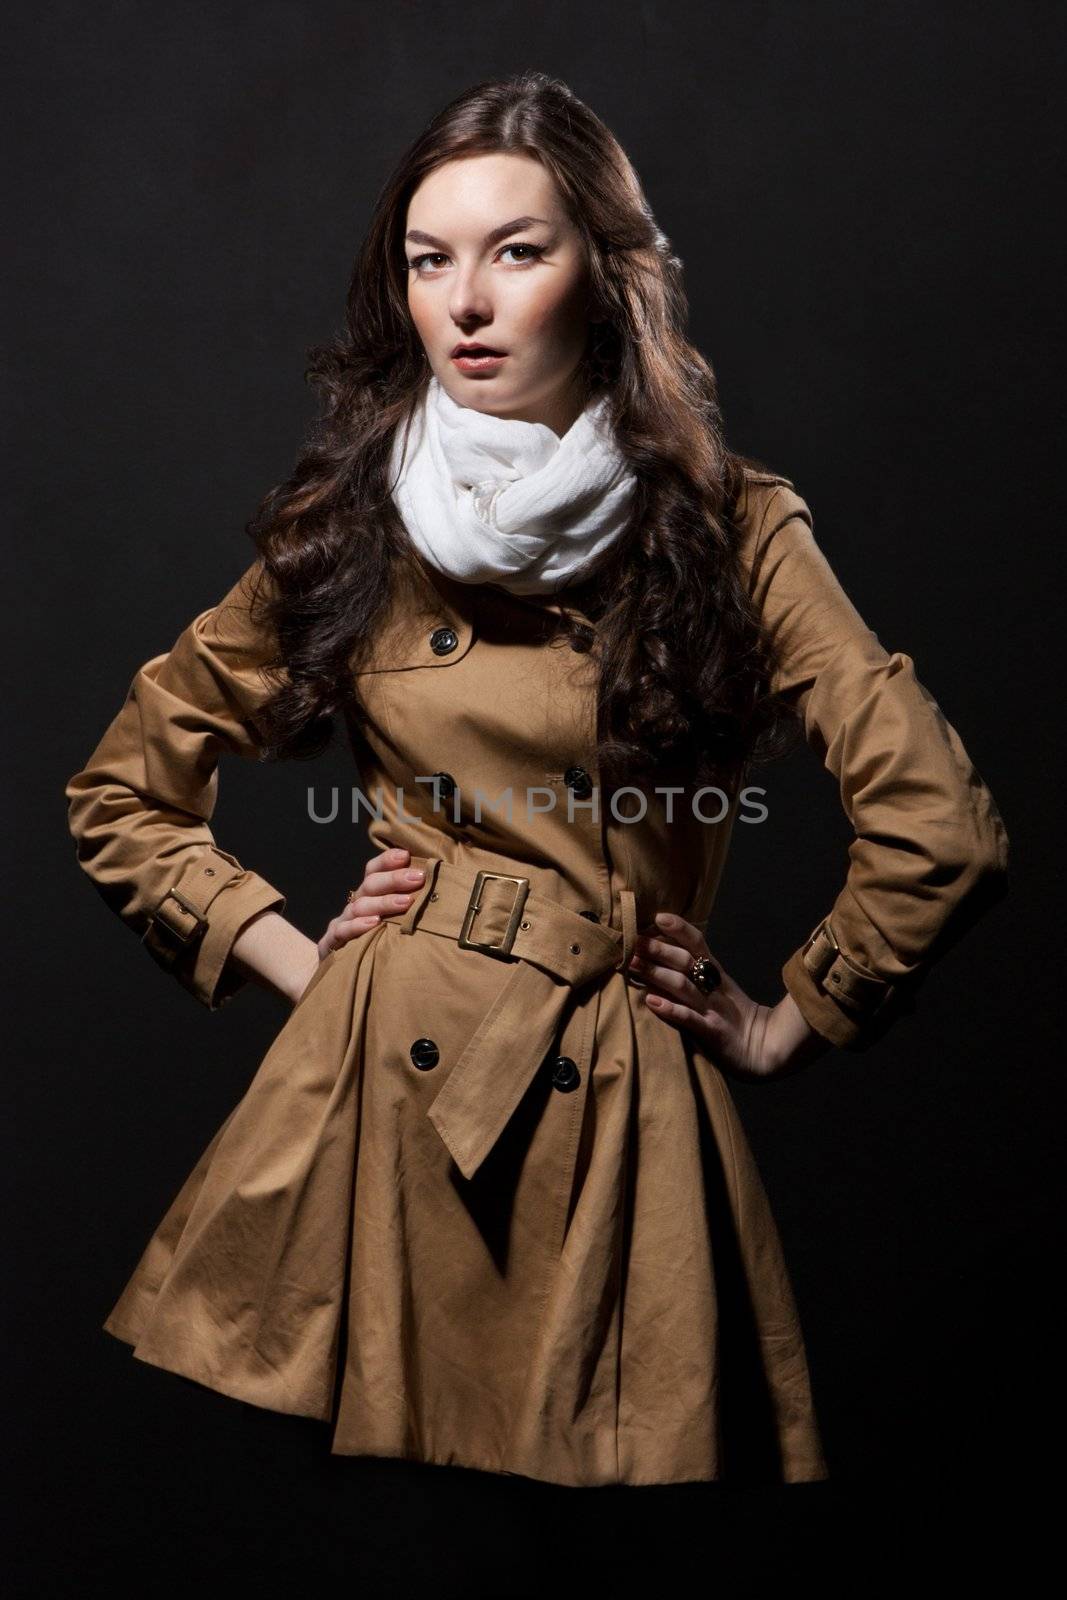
689, 956, 721, 994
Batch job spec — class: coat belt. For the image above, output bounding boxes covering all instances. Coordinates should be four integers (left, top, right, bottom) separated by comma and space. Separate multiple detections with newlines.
391, 856, 638, 1181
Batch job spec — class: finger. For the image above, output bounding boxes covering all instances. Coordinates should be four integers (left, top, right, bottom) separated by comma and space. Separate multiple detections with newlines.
629, 934, 693, 978
632, 955, 722, 1013
627, 932, 706, 1002
643, 990, 697, 1021
342, 890, 417, 921
368, 846, 410, 872
643, 989, 728, 1046
632, 931, 734, 995
651, 911, 707, 956
360, 862, 427, 897
330, 913, 382, 946
359, 848, 415, 890
321, 914, 370, 954
628, 929, 732, 1011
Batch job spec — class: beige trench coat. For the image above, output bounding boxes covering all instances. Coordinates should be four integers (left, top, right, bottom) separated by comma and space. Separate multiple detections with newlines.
64, 469, 1010, 1487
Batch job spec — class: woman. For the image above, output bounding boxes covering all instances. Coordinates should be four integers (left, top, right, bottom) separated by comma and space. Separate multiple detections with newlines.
64, 72, 1010, 1488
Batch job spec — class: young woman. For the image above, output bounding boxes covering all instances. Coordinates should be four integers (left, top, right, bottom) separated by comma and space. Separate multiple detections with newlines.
65, 71, 1010, 1488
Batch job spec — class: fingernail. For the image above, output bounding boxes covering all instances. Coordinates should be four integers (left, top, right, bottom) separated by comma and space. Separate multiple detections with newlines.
406, 870, 424, 880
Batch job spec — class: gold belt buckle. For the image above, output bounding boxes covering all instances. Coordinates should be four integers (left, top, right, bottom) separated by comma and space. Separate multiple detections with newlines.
458, 870, 530, 955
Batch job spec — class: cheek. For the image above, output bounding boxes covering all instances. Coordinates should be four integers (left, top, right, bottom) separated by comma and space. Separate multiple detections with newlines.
407, 287, 437, 348
512, 276, 588, 348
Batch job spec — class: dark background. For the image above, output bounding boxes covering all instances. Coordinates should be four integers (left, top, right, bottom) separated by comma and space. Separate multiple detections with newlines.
8, 1, 1062, 1593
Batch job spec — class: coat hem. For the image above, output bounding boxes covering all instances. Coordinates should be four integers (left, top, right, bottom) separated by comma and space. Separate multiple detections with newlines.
326, 1440, 832, 1489
102, 1316, 331, 1422
104, 1316, 829, 1489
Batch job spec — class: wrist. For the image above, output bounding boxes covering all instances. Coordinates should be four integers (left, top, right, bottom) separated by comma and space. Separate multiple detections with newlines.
288, 950, 322, 1006
773, 990, 835, 1071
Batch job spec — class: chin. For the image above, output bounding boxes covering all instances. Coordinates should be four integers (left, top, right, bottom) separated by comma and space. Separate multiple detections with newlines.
447, 387, 514, 417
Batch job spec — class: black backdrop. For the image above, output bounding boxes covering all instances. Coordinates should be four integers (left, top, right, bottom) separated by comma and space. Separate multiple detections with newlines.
9, 2, 1061, 1594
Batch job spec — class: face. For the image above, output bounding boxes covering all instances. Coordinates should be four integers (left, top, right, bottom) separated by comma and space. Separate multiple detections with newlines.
403, 151, 594, 436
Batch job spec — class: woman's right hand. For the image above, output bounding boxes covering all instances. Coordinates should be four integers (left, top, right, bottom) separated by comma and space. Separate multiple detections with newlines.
316, 847, 426, 961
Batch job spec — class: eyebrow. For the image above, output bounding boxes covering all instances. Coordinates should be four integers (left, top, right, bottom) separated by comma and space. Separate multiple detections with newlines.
404, 215, 553, 251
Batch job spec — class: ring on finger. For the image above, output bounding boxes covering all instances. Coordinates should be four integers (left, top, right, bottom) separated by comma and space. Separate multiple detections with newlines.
688, 956, 721, 994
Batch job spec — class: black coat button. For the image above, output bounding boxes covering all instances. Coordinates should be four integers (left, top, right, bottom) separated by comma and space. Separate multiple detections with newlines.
579, 910, 600, 922
433, 771, 457, 801
549, 1055, 581, 1092
430, 626, 459, 656
564, 765, 593, 798
410, 1038, 439, 1071
569, 623, 595, 653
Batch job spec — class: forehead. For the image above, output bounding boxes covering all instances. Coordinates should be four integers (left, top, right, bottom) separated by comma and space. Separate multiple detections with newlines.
406, 152, 564, 230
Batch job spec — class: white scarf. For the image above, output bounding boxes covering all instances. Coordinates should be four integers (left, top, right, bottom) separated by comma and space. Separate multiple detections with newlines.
387, 375, 637, 595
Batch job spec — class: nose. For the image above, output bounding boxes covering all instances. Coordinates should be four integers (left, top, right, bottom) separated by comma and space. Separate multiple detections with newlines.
448, 260, 494, 330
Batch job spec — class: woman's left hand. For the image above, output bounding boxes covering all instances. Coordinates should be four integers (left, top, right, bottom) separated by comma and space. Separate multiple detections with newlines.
627, 911, 833, 1081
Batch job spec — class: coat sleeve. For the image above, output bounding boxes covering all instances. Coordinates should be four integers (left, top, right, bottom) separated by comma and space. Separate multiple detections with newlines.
64, 560, 289, 1011
739, 477, 1011, 1051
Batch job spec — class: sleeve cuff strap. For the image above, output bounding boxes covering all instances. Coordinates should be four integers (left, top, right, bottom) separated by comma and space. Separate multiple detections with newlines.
782, 918, 898, 1051
142, 846, 287, 1009
801, 918, 896, 1015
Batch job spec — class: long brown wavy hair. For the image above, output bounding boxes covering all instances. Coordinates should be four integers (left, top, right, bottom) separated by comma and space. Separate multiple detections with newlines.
244, 70, 798, 794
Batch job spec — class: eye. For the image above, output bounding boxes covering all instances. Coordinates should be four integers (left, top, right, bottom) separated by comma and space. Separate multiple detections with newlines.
406, 252, 448, 273
498, 242, 545, 265
405, 242, 547, 275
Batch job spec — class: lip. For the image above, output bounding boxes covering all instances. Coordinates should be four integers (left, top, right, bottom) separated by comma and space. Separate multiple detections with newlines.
451, 343, 508, 374
451, 342, 506, 357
